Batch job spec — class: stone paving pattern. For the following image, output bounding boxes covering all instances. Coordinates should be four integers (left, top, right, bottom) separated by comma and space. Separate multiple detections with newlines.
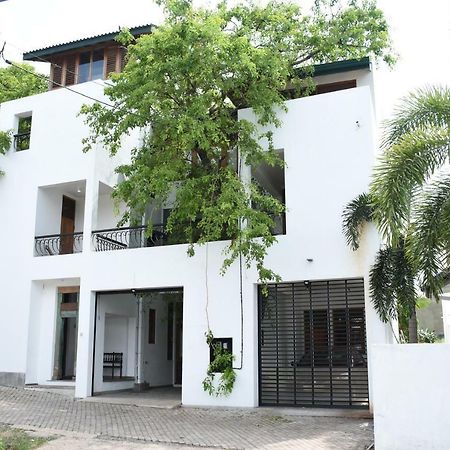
0, 386, 373, 449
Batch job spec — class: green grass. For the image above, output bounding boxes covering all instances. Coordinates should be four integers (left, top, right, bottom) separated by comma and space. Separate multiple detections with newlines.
0, 426, 51, 450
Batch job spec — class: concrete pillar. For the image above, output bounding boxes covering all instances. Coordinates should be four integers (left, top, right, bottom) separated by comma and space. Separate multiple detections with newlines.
75, 286, 96, 398
82, 174, 99, 253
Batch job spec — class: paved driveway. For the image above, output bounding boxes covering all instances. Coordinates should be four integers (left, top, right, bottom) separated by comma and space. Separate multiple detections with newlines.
0, 386, 373, 449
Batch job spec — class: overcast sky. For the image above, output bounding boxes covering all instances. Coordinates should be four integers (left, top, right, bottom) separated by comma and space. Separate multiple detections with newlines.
0, 0, 449, 123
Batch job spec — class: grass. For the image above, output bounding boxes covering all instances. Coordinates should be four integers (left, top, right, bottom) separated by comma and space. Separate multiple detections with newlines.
0, 426, 51, 450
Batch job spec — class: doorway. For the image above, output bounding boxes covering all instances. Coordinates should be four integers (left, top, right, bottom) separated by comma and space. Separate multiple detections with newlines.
60, 195, 76, 254
53, 288, 79, 380
92, 288, 183, 401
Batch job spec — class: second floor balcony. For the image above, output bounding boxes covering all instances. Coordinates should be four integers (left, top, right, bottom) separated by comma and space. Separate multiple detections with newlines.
91, 225, 167, 251
35, 232, 84, 256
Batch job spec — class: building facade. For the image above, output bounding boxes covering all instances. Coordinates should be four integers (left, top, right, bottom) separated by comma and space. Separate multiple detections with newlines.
0, 28, 394, 409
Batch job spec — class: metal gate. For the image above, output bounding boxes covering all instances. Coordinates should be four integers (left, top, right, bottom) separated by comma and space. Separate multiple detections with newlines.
258, 279, 369, 408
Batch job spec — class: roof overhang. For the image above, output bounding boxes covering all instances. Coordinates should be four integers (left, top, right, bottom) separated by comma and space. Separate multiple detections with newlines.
23, 24, 155, 61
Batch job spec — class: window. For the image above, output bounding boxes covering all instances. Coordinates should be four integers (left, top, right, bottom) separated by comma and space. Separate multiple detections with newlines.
50, 46, 126, 89
14, 115, 32, 151
78, 49, 105, 83
148, 308, 156, 344
251, 148, 286, 235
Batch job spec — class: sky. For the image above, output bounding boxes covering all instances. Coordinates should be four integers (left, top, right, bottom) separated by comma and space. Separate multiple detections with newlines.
0, 0, 449, 123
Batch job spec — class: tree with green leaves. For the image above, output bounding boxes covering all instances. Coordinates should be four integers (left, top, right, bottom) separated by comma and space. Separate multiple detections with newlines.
82, 0, 394, 284
343, 86, 450, 342
0, 62, 48, 104
0, 62, 48, 170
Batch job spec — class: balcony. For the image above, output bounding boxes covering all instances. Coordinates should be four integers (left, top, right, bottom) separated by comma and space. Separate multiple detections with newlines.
35, 232, 84, 256
92, 225, 167, 252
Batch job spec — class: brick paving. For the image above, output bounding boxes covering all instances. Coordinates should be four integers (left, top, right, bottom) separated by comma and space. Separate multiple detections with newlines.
0, 386, 373, 449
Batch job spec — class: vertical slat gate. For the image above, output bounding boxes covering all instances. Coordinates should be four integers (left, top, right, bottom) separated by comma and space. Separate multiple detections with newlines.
258, 278, 368, 408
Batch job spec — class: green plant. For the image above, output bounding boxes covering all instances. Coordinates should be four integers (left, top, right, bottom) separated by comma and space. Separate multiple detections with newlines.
81, 0, 394, 285
417, 328, 438, 343
203, 331, 236, 397
0, 426, 50, 450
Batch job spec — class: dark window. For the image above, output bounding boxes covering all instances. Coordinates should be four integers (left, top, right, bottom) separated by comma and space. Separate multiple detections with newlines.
92, 50, 105, 80
148, 308, 156, 344
77, 49, 105, 83
315, 79, 357, 95
14, 116, 32, 151
78, 52, 90, 83
251, 149, 286, 235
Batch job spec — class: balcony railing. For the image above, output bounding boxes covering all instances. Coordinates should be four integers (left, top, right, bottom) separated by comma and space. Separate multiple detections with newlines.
92, 225, 167, 252
14, 132, 31, 151
35, 232, 84, 256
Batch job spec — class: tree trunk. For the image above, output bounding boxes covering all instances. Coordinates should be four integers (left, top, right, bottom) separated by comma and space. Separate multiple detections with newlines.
408, 307, 418, 343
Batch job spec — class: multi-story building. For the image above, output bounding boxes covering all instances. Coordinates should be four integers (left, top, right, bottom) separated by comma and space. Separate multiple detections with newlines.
0, 25, 395, 410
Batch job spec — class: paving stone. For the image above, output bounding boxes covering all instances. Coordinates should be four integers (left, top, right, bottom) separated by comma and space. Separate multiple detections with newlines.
0, 386, 373, 449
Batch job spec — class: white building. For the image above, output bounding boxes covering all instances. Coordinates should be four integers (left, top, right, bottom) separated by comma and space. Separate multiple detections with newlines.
0, 26, 394, 410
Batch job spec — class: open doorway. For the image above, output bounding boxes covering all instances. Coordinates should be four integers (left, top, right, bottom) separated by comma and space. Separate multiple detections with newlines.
53, 287, 79, 380
92, 288, 183, 405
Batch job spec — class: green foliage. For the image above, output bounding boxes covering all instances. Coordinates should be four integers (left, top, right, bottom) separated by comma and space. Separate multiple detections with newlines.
343, 86, 450, 340
371, 86, 450, 299
0, 425, 50, 450
417, 328, 439, 344
0, 130, 11, 155
369, 241, 417, 323
0, 63, 47, 103
0, 130, 12, 176
202, 331, 236, 397
342, 192, 374, 250
81, 0, 393, 283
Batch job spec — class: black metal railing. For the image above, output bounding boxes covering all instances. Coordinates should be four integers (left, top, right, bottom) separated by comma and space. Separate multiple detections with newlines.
14, 132, 31, 151
92, 225, 167, 252
35, 232, 84, 256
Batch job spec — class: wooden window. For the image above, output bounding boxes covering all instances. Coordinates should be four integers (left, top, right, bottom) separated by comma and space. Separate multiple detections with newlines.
52, 57, 63, 86
105, 47, 118, 78
65, 55, 77, 86
148, 308, 156, 344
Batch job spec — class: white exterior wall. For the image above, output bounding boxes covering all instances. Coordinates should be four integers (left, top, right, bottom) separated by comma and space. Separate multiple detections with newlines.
0, 68, 393, 407
372, 344, 450, 450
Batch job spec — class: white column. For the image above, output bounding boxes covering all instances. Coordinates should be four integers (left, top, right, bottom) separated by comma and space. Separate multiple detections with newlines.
75, 286, 96, 398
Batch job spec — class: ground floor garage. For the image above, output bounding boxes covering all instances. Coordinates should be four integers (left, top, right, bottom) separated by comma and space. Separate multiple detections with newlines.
258, 279, 369, 408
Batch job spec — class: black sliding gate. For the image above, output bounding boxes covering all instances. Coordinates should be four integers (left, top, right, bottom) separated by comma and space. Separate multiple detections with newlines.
258, 279, 369, 408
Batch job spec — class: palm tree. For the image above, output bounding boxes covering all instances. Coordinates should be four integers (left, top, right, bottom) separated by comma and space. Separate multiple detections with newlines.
343, 86, 450, 342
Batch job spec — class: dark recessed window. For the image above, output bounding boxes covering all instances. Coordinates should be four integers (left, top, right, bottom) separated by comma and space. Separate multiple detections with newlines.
78, 49, 105, 83
14, 115, 32, 151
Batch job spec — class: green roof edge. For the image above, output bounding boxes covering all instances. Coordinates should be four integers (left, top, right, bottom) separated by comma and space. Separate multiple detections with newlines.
23, 24, 155, 60
312, 57, 371, 76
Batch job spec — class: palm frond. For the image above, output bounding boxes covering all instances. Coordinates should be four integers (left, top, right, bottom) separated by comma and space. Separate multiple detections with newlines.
369, 242, 417, 323
342, 192, 374, 250
409, 174, 450, 299
382, 85, 450, 149
371, 126, 450, 244
369, 246, 398, 322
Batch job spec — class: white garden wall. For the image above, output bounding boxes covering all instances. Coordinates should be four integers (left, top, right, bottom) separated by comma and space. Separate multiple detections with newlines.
372, 344, 450, 450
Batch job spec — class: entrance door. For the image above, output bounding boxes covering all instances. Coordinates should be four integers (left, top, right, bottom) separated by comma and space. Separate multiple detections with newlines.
258, 279, 368, 408
53, 288, 79, 380
60, 195, 76, 254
